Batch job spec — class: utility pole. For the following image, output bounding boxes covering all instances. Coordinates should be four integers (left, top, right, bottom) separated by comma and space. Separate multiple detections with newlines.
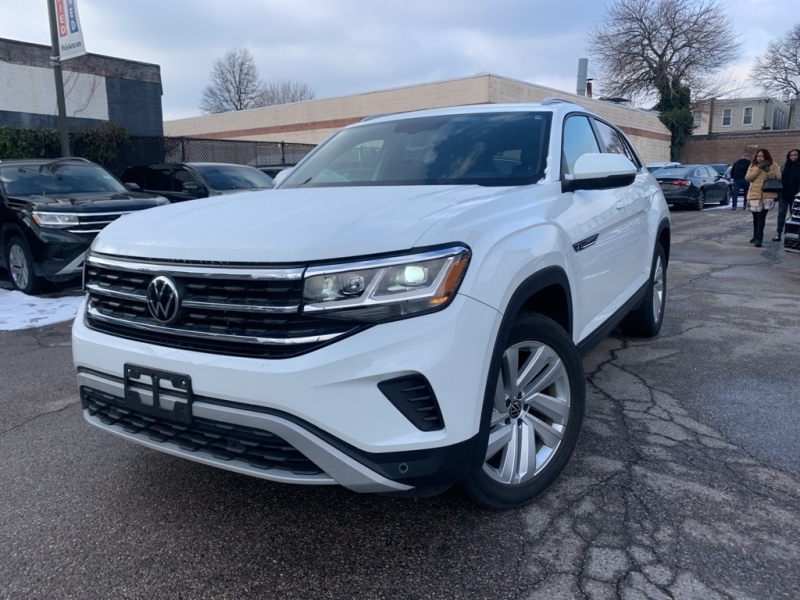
46, 0, 71, 157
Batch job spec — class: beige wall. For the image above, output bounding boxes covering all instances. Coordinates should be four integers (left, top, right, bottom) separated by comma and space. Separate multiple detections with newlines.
165, 74, 671, 162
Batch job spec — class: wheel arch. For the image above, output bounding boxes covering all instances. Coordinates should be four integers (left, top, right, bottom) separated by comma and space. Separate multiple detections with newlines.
1, 223, 42, 275
467, 266, 574, 478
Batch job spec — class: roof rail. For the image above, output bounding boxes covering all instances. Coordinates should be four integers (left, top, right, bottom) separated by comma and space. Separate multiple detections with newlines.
541, 97, 581, 106
47, 157, 92, 164
361, 113, 396, 122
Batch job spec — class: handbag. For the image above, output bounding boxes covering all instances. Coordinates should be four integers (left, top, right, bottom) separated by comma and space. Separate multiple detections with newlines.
762, 178, 783, 192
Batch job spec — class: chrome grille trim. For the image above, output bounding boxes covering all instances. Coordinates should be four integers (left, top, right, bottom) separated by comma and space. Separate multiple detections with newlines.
87, 254, 304, 280
85, 283, 299, 314
87, 306, 344, 346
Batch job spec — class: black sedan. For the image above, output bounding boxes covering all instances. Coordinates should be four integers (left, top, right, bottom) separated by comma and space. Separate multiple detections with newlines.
651, 164, 731, 210
121, 162, 273, 203
0, 158, 168, 294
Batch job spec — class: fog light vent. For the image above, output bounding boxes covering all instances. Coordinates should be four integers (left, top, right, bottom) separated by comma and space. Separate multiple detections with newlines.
378, 375, 444, 432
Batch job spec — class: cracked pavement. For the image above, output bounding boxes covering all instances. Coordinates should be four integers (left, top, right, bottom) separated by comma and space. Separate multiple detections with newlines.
0, 209, 798, 599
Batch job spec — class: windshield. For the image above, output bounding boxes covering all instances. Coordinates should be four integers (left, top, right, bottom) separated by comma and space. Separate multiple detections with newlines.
0, 163, 127, 196
280, 112, 552, 188
193, 165, 273, 190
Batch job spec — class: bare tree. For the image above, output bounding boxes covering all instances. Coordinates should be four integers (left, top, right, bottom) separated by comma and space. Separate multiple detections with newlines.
751, 24, 800, 97
199, 46, 265, 114
588, 0, 741, 159
587, 0, 741, 106
258, 79, 317, 106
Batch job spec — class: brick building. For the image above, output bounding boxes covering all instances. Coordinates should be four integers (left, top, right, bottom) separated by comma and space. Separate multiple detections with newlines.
164, 74, 672, 163
0, 37, 163, 136
680, 130, 800, 165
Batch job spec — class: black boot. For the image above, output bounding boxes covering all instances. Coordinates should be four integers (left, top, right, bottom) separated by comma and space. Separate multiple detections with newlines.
772, 234, 782, 242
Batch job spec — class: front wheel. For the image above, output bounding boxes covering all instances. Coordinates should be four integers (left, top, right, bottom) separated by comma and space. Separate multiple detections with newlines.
720, 187, 730, 205
5, 236, 44, 295
620, 243, 667, 337
462, 312, 586, 510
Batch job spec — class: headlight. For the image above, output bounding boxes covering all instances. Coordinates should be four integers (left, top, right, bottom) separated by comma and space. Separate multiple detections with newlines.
302, 246, 470, 323
32, 212, 79, 228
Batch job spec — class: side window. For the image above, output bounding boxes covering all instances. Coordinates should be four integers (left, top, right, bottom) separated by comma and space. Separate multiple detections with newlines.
144, 168, 171, 191
594, 120, 640, 168
562, 116, 601, 175
172, 168, 198, 192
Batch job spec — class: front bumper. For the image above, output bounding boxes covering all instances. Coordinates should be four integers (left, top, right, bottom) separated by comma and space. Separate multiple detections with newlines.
73, 294, 502, 492
784, 219, 800, 253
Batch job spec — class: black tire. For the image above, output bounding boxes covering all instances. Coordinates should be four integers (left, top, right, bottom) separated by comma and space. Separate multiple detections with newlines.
720, 187, 730, 206
4, 236, 44, 295
462, 312, 586, 510
619, 243, 667, 337
694, 189, 705, 210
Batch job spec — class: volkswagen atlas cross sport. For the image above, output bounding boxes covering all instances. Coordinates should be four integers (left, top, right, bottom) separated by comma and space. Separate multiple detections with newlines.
0, 158, 168, 294
73, 100, 670, 509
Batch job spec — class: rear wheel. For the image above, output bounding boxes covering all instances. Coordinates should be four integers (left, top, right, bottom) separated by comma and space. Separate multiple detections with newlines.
5, 236, 44, 295
620, 243, 667, 337
463, 312, 585, 510
695, 189, 705, 210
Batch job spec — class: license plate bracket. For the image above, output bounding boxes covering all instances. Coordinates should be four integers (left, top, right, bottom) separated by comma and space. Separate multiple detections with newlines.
123, 364, 193, 425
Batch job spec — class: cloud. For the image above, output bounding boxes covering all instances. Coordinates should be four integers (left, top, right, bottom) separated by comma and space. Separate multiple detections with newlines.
0, 0, 794, 120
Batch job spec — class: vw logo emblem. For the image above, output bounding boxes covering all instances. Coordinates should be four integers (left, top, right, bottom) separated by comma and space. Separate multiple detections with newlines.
508, 400, 523, 420
146, 275, 181, 324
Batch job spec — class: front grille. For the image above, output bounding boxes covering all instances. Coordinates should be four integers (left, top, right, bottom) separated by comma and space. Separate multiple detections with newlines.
84, 254, 362, 358
67, 211, 130, 234
82, 387, 323, 475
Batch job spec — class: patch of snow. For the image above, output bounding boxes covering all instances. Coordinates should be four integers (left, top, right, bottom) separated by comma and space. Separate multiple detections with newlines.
0, 289, 84, 331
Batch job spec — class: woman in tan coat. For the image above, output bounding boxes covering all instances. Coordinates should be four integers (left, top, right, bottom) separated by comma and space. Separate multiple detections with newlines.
745, 148, 781, 247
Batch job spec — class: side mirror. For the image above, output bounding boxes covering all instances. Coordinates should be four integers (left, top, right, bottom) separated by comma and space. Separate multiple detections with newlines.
272, 167, 294, 188
182, 181, 202, 193
563, 153, 637, 192
125, 182, 141, 191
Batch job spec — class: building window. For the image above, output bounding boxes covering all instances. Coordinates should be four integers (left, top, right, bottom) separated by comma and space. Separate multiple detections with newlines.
742, 107, 753, 126
722, 109, 732, 127
692, 111, 701, 128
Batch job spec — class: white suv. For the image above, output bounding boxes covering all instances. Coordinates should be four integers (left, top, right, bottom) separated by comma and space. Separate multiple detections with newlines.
73, 100, 670, 509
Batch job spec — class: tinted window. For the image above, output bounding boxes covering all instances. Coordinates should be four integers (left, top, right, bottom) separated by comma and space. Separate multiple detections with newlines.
651, 168, 691, 178
562, 116, 600, 175
172, 168, 198, 192
281, 112, 552, 188
144, 168, 172, 191
0, 163, 127, 196
594, 120, 640, 167
193, 165, 273, 191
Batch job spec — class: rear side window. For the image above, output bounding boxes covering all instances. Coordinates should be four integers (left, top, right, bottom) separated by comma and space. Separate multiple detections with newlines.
593, 120, 640, 168
562, 116, 600, 175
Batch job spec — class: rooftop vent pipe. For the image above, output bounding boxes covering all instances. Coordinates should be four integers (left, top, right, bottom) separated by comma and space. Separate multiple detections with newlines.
576, 59, 588, 97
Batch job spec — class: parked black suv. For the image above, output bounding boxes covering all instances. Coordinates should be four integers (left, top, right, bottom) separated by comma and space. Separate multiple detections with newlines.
120, 162, 273, 203
0, 158, 168, 294
784, 196, 800, 253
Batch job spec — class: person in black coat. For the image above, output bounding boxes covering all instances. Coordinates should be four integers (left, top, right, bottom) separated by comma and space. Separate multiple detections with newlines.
730, 155, 751, 210
774, 149, 800, 242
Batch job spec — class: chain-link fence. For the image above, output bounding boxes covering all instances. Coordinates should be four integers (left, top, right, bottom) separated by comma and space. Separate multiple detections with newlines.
105, 137, 315, 176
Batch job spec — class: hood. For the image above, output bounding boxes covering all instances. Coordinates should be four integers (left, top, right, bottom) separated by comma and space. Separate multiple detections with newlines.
92, 185, 508, 262
12, 191, 167, 211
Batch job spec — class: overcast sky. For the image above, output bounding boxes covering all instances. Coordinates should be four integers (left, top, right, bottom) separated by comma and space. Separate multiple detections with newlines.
0, 0, 795, 121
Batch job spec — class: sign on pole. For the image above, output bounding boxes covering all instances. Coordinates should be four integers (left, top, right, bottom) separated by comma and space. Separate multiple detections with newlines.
53, 0, 86, 60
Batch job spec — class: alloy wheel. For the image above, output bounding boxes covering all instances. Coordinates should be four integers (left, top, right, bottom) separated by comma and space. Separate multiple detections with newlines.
652, 255, 664, 319
483, 341, 570, 485
8, 243, 30, 290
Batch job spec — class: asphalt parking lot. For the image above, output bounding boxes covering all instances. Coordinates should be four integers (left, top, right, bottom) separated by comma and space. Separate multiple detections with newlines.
1, 207, 798, 599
